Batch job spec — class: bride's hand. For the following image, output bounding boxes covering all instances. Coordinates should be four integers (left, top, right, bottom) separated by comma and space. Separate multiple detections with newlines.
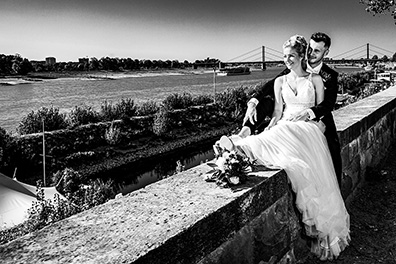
243, 102, 257, 125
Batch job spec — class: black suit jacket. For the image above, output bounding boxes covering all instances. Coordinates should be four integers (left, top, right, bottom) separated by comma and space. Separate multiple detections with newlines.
249, 64, 342, 185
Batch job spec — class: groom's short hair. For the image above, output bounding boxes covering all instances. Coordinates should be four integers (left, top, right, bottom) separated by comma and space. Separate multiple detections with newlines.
310, 32, 331, 48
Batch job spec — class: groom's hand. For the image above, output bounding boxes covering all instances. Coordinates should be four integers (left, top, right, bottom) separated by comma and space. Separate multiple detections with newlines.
288, 109, 310, 122
243, 102, 257, 125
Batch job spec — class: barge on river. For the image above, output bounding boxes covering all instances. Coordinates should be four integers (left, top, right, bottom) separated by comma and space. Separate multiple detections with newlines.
216, 66, 251, 76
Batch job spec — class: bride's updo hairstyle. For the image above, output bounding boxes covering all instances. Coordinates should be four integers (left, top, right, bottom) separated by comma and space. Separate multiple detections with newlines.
282, 35, 308, 59
283, 35, 308, 69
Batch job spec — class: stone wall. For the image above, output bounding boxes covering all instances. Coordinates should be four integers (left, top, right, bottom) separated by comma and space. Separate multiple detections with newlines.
335, 86, 396, 203
1, 86, 396, 263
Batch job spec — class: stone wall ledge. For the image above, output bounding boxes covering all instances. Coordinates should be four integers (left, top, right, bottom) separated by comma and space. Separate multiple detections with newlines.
0, 164, 290, 264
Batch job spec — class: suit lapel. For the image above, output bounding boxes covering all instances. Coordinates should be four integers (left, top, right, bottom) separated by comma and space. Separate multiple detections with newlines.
319, 65, 332, 84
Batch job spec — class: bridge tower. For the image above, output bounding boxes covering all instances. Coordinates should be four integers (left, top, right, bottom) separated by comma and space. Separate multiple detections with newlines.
262, 46, 266, 70
367, 43, 370, 59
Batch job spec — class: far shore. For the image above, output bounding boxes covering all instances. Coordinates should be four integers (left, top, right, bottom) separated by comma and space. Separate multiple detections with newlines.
0, 68, 218, 81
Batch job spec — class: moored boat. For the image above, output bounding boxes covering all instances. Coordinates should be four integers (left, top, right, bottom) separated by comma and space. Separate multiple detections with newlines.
216, 66, 251, 76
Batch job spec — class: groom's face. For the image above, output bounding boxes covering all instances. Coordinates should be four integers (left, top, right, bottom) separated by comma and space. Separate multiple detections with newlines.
307, 39, 329, 67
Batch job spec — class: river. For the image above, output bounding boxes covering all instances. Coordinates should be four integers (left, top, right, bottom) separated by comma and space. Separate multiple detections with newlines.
0, 67, 285, 133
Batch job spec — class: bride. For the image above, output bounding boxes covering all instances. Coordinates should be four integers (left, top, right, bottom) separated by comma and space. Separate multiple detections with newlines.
217, 35, 350, 261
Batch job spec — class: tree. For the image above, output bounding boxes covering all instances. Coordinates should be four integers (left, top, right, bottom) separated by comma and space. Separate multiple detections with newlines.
381, 55, 389, 62
360, 0, 396, 24
372, 54, 379, 60
391, 52, 396, 62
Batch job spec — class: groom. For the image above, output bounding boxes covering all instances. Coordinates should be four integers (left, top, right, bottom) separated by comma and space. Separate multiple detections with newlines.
240, 32, 342, 186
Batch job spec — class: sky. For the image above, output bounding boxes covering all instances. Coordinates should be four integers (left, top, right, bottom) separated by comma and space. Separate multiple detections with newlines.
1, 0, 395, 63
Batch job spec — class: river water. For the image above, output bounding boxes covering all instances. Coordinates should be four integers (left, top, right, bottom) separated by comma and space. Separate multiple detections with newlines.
0, 67, 284, 133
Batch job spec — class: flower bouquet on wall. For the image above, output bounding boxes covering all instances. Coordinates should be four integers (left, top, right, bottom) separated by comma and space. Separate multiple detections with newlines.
204, 145, 253, 188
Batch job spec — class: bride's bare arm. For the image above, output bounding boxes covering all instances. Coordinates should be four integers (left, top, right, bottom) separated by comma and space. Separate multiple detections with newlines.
266, 77, 283, 130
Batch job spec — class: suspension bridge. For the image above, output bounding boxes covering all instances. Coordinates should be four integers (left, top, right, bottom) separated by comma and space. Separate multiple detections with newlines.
197, 43, 395, 70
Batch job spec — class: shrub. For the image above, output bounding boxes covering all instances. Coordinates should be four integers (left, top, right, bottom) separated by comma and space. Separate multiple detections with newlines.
162, 92, 193, 109
136, 100, 159, 116
67, 104, 101, 127
26, 181, 74, 231
215, 87, 249, 121
0, 169, 121, 245
115, 98, 137, 119
100, 100, 118, 121
63, 151, 98, 167
17, 106, 68, 135
104, 121, 121, 145
153, 106, 172, 136
192, 94, 213, 106
338, 71, 371, 94
100, 98, 137, 121
0, 127, 13, 170
53, 168, 118, 209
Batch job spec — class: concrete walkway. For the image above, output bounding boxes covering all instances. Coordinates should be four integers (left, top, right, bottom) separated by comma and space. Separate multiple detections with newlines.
303, 140, 396, 264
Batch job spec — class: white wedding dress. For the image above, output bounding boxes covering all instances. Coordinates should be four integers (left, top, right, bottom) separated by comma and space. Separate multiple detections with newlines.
233, 75, 350, 259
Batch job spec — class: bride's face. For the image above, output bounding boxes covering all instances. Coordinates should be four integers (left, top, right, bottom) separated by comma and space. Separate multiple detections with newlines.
283, 47, 302, 70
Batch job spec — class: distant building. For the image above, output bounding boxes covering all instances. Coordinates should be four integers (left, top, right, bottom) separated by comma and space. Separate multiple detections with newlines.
46, 57, 56, 66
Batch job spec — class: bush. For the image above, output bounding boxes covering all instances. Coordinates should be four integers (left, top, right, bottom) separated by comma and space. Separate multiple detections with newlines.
26, 181, 74, 231
0, 127, 14, 170
215, 87, 249, 121
17, 106, 68, 135
192, 94, 213, 106
153, 106, 172, 136
63, 151, 98, 167
136, 100, 159, 116
0, 169, 121, 245
104, 121, 121, 145
338, 71, 371, 94
162, 92, 193, 110
100, 100, 118, 121
115, 98, 137, 119
100, 98, 137, 121
67, 104, 101, 127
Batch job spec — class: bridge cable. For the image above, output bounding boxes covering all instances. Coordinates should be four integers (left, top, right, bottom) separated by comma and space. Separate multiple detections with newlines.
265, 46, 283, 55
369, 47, 391, 57
237, 52, 263, 62
226, 47, 262, 62
265, 51, 283, 60
332, 44, 367, 59
369, 44, 394, 55
342, 50, 368, 59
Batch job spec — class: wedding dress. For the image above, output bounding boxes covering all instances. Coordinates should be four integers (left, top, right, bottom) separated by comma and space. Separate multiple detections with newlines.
231, 75, 350, 260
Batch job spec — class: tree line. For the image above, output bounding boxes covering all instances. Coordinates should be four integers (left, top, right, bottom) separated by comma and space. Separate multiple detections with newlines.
0, 53, 221, 76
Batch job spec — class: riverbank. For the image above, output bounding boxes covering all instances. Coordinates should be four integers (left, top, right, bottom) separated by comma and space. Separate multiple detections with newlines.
23, 68, 215, 80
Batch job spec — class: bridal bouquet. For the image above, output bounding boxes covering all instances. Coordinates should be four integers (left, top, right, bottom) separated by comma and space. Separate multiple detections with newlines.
205, 150, 252, 188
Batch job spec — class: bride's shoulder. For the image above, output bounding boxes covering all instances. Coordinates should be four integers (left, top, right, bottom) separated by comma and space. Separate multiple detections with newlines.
274, 75, 285, 85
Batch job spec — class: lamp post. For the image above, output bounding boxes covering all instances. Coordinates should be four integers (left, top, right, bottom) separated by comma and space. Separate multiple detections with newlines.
213, 66, 217, 104
40, 120, 52, 187
42, 120, 46, 186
